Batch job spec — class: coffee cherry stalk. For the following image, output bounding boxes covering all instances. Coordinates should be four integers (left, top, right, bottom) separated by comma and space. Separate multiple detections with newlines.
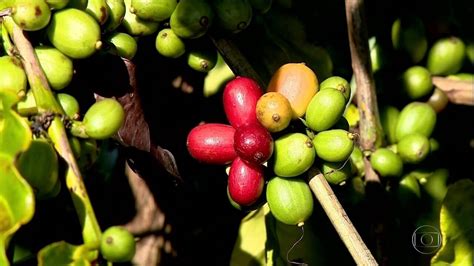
1, 0, 472, 264
4, 10, 101, 234
1, 13, 127, 263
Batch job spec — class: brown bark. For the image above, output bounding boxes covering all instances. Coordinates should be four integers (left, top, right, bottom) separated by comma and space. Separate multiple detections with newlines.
308, 168, 378, 266
345, 0, 388, 264
124, 162, 176, 265
432, 76, 474, 106
210, 36, 265, 88
345, 0, 383, 182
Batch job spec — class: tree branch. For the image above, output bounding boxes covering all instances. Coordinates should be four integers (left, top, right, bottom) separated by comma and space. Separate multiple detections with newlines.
209, 35, 265, 88
4, 16, 101, 247
345, 0, 383, 183
308, 168, 378, 266
432, 76, 474, 106
123, 162, 166, 235
3, 17, 63, 113
345, 0, 389, 263
124, 161, 176, 265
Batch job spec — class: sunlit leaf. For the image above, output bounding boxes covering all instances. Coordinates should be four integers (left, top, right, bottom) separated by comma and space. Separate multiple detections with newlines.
230, 205, 269, 266
203, 53, 235, 97
421, 168, 449, 203
0, 154, 35, 266
416, 169, 450, 230
37, 241, 94, 266
230, 203, 327, 266
0, 90, 32, 161
12, 243, 34, 264
1, 22, 15, 56
0, 90, 20, 110
267, 214, 327, 265
48, 117, 102, 248
431, 179, 474, 266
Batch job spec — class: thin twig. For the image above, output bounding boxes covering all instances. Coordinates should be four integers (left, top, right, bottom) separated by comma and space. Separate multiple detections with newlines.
3, 17, 63, 113
209, 35, 265, 88
345, 0, 388, 263
123, 162, 166, 236
432, 76, 474, 106
308, 168, 378, 266
124, 162, 171, 265
5, 16, 101, 247
0, 8, 12, 17
345, 0, 383, 183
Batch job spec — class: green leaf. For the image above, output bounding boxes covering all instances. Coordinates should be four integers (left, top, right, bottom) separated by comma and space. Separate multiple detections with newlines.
343, 103, 360, 128
0, 90, 32, 161
12, 243, 34, 264
203, 53, 235, 97
37, 241, 95, 266
263, 203, 327, 265
48, 118, 102, 247
431, 179, 474, 266
1, 21, 15, 56
0, 153, 35, 266
230, 205, 269, 266
422, 169, 449, 203
416, 169, 450, 230
269, 216, 326, 265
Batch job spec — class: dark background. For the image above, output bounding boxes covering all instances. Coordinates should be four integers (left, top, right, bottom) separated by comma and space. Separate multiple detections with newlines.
10, 0, 473, 265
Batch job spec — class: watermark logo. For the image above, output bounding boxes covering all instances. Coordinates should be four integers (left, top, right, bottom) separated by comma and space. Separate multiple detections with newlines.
412, 225, 442, 254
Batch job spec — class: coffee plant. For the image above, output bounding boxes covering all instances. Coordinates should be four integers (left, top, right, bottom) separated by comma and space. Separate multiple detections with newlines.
0, 0, 473, 265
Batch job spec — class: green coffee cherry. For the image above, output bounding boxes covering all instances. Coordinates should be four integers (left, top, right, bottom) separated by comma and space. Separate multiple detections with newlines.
100, 226, 136, 262
56, 93, 80, 119
0, 56, 27, 94
107, 32, 138, 60
83, 98, 125, 140
35, 46, 74, 90
397, 133, 430, 164
104, 0, 126, 32
272, 133, 315, 178
122, 0, 159, 36
427, 36, 465, 75
396, 102, 436, 141
155, 28, 186, 58
321, 160, 353, 185
391, 16, 427, 63
170, 0, 214, 39
266, 176, 313, 225
313, 129, 355, 162
187, 48, 218, 72
379, 105, 400, 144
319, 76, 351, 102
370, 148, 403, 177
305, 88, 346, 132
47, 8, 102, 59
130, 0, 177, 22
12, 0, 52, 31
212, 0, 253, 34
401, 66, 433, 100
